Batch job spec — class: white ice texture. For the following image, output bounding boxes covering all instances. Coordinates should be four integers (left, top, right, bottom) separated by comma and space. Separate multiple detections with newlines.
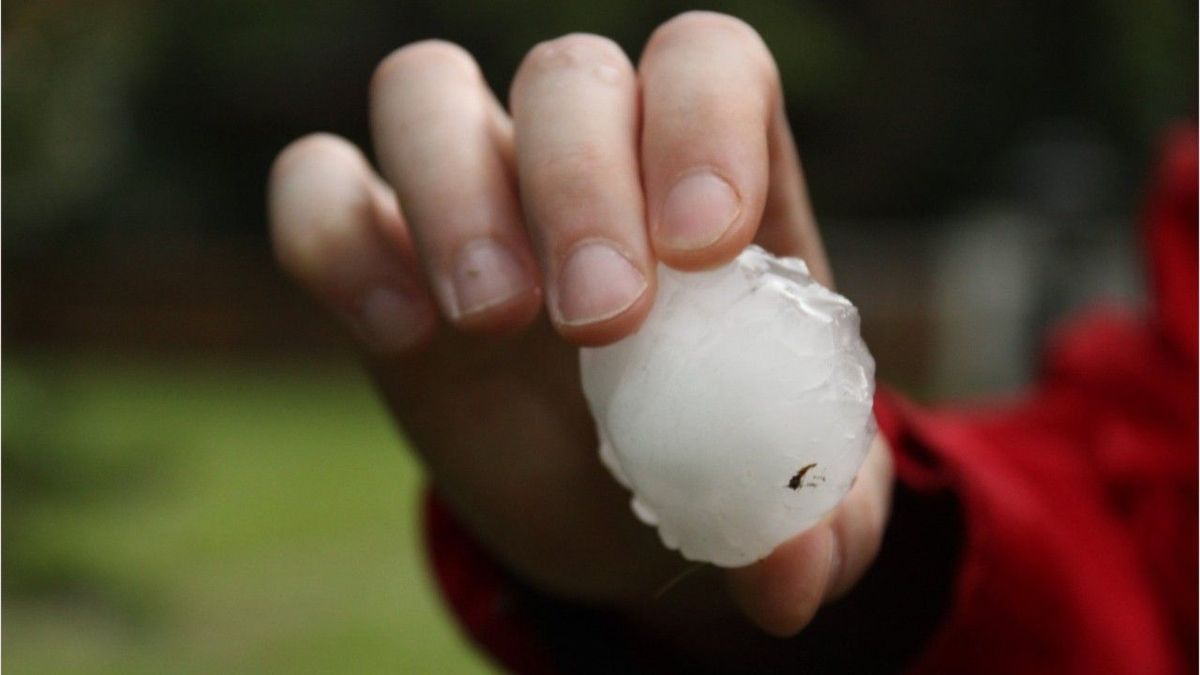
580, 245, 877, 567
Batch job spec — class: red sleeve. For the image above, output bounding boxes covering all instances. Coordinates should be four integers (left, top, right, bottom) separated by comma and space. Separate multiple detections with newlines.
422, 494, 560, 675
423, 126, 1198, 674
877, 316, 1196, 675
887, 125, 1197, 675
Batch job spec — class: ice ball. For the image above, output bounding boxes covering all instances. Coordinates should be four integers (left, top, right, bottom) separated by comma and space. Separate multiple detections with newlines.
580, 245, 876, 567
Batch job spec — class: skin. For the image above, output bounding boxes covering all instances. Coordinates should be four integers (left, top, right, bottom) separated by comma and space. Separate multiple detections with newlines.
267, 11, 894, 644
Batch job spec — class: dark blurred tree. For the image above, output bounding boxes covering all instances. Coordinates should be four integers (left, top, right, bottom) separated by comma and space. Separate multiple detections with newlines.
4, 0, 1194, 256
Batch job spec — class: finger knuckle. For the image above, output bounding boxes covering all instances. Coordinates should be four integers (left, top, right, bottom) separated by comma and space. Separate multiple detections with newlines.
371, 40, 480, 96
517, 33, 631, 84
272, 198, 372, 286
271, 133, 358, 181
647, 12, 778, 85
653, 11, 760, 46
525, 143, 617, 193
268, 137, 373, 278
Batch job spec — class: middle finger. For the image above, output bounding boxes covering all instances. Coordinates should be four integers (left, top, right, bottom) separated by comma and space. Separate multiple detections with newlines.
510, 34, 654, 345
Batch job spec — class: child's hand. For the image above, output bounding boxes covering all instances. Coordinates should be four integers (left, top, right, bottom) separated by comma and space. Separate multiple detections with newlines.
267, 11, 892, 638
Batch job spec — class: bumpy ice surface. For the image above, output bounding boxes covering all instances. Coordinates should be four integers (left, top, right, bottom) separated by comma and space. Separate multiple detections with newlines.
580, 245, 876, 567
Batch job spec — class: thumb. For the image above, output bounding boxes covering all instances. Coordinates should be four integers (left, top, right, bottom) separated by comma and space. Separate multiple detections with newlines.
725, 435, 894, 636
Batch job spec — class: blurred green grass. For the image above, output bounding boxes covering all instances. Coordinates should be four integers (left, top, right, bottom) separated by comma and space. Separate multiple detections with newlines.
2, 352, 493, 674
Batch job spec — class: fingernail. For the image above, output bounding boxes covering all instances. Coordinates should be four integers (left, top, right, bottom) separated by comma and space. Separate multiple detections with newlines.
449, 238, 531, 318
554, 241, 647, 325
659, 170, 741, 250
352, 287, 427, 354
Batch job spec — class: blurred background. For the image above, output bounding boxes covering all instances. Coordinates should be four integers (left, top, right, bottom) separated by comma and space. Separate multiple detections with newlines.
3, 0, 1195, 672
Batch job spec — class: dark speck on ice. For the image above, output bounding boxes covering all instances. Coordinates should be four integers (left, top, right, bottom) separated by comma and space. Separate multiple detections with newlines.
787, 463, 817, 490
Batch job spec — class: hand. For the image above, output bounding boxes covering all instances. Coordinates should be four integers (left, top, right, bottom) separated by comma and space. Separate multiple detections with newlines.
267, 11, 893, 638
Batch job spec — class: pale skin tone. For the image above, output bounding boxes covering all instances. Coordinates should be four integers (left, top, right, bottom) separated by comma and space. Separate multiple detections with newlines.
268, 11, 894, 645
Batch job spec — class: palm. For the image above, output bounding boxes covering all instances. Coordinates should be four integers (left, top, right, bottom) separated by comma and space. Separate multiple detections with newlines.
370, 317, 680, 599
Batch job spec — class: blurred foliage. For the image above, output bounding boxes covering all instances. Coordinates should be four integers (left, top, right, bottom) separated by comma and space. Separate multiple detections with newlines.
3, 0, 1195, 255
3, 354, 491, 674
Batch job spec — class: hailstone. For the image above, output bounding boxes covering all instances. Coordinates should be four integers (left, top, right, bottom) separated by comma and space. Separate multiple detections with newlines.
580, 245, 876, 567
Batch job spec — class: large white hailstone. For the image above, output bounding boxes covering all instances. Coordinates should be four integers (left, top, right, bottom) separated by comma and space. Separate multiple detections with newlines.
580, 245, 876, 568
